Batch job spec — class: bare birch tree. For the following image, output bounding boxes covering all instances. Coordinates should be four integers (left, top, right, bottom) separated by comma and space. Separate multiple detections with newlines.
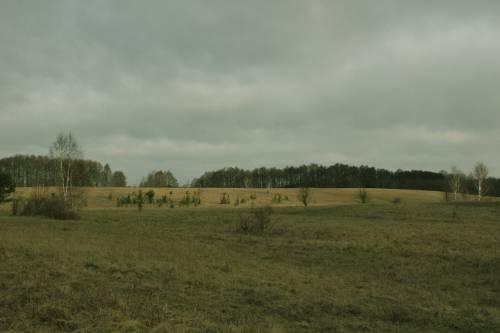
49, 132, 82, 201
473, 162, 489, 201
448, 166, 464, 201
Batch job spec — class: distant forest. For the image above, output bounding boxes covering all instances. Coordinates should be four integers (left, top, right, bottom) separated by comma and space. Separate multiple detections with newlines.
0, 155, 126, 187
192, 164, 500, 197
2, 155, 500, 197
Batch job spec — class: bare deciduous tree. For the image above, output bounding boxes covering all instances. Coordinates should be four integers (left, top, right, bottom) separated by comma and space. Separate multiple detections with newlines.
448, 166, 464, 201
473, 162, 489, 201
49, 132, 82, 201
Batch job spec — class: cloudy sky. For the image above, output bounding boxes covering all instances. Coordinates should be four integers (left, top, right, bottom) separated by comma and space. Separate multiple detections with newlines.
1, 1, 499, 184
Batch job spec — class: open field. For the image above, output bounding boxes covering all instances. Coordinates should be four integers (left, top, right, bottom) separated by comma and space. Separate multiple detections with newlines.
1, 191, 500, 332
5, 187, 493, 210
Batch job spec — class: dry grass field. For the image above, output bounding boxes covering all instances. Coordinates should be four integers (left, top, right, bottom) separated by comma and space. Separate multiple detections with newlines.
1, 188, 500, 332
3, 187, 483, 211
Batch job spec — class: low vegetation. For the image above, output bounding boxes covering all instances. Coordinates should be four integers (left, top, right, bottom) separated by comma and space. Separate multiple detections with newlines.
358, 188, 369, 204
237, 206, 274, 234
11, 192, 80, 220
1, 202, 499, 332
298, 187, 311, 207
0, 171, 15, 203
220, 192, 231, 205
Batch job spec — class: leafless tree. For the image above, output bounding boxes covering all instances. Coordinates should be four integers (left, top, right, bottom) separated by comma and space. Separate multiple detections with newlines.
448, 166, 464, 201
49, 132, 82, 201
473, 162, 489, 201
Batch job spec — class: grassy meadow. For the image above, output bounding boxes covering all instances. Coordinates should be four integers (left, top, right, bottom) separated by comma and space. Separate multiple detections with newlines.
0, 188, 500, 332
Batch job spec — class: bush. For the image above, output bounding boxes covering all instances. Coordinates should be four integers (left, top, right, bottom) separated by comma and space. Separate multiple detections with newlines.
156, 195, 168, 207
392, 197, 402, 204
358, 188, 369, 204
220, 192, 230, 205
116, 195, 132, 207
179, 191, 191, 207
14, 193, 79, 220
145, 190, 155, 204
136, 190, 145, 211
272, 193, 282, 203
0, 171, 15, 203
191, 190, 201, 206
298, 187, 311, 207
237, 206, 274, 235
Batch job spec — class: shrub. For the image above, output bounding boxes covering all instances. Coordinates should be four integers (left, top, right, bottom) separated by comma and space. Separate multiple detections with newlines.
191, 190, 201, 206
358, 188, 369, 204
116, 194, 133, 207
237, 206, 274, 235
272, 193, 282, 203
220, 192, 230, 205
156, 195, 169, 207
136, 190, 145, 211
161, 195, 168, 204
15, 192, 79, 220
392, 197, 402, 204
298, 187, 311, 207
0, 171, 15, 203
179, 191, 191, 207
145, 190, 155, 204
169, 192, 175, 207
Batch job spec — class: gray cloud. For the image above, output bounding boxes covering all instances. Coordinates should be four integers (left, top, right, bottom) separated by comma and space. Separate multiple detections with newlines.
1, 0, 499, 184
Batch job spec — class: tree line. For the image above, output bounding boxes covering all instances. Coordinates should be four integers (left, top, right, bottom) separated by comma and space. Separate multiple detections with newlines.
0, 157, 179, 190
140, 170, 179, 188
191, 164, 500, 197
0, 155, 127, 187
1, 132, 499, 200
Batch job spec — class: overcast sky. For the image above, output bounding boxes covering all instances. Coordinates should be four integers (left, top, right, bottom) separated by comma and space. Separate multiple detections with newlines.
1, 1, 499, 184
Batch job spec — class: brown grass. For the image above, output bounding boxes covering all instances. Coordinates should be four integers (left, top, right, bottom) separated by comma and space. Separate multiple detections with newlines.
4, 187, 482, 211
